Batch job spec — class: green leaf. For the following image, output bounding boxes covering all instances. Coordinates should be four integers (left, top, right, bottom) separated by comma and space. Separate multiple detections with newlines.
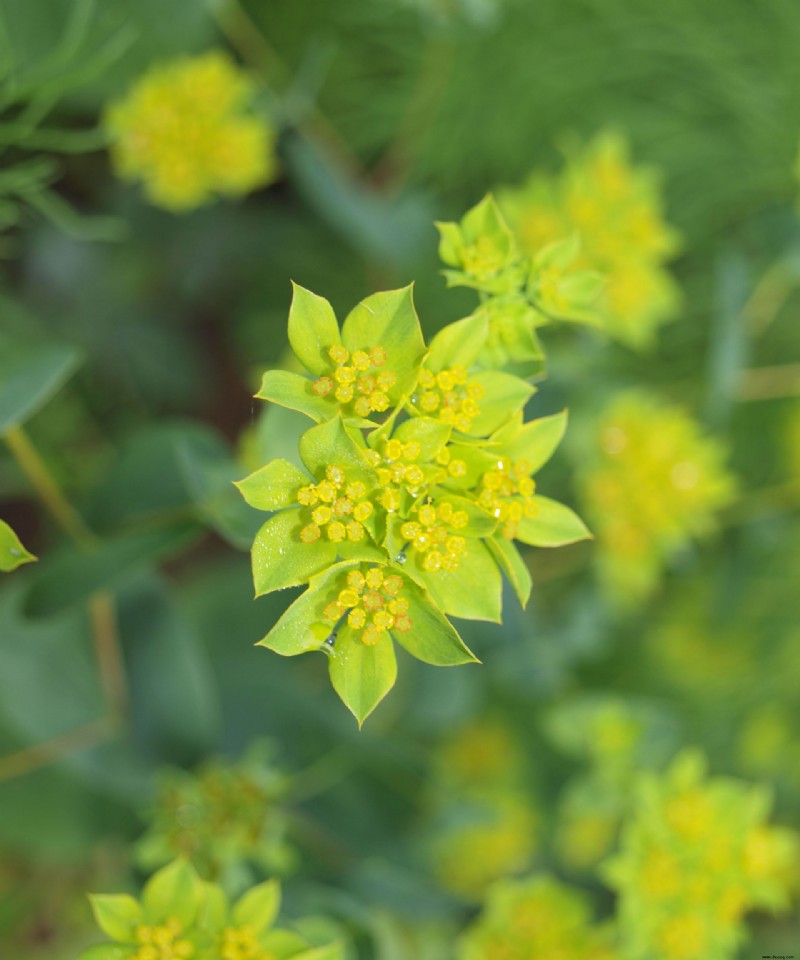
0, 518, 36, 571
462, 194, 513, 250
467, 371, 535, 437
436, 220, 463, 267
488, 535, 532, 607
22, 523, 200, 617
235, 460, 308, 512
394, 576, 478, 665
516, 496, 592, 547
298, 416, 376, 488
77, 945, 133, 960
295, 945, 346, 960
89, 894, 142, 942
142, 859, 201, 926
259, 563, 350, 655
491, 410, 568, 473
252, 510, 337, 596
388, 417, 451, 462
426, 313, 489, 372
0, 338, 81, 433
256, 370, 333, 423
260, 929, 316, 959
340, 287, 426, 399
196, 881, 228, 932
329, 625, 397, 727
411, 539, 502, 622
287, 283, 341, 376
233, 879, 280, 933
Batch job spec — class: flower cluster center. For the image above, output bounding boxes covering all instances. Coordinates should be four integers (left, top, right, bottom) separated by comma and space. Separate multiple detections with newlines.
477, 457, 537, 539
134, 918, 194, 960
296, 465, 373, 544
413, 366, 483, 433
461, 236, 506, 281
400, 501, 469, 573
312, 344, 397, 418
220, 924, 271, 960
323, 567, 412, 646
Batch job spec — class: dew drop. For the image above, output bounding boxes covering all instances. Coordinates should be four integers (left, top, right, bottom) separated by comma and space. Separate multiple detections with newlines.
395, 553, 407, 565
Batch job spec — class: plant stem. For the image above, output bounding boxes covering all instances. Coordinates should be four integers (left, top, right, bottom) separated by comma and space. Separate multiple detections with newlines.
738, 364, 800, 401
3, 424, 96, 548
0, 716, 115, 783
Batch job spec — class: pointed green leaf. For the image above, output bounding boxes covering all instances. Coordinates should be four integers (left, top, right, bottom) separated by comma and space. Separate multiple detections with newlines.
196, 881, 228, 932
287, 283, 341, 376
142, 859, 201, 926
488, 535, 532, 607
394, 576, 478, 665
256, 370, 333, 423
462, 194, 513, 249
440, 495, 498, 538
252, 510, 337, 596
427, 313, 489, 372
235, 460, 308, 512
260, 929, 315, 959
0, 338, 82, 433
516, 496, 592, 547
491, 410, 568, 473
329, 626, 397, 727
467, 371, 535, 437
298, 416, 376, 487
89, 894, 142, 942
340, 287, 426, 399
0, 519, 36, 571
411, 539, 502, 622
435, 220, 463, 267
233, 879, 280, 933
77, 945, 133, 960
389, 417, 451, 462
294, 945, 346, 960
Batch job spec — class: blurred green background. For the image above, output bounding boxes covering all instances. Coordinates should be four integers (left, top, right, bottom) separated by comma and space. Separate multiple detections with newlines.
2, 0, 800, 957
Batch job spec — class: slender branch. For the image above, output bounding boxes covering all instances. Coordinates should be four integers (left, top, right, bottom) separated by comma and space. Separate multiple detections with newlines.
738, 364, 800, 401
88, 593, 129, 722
0, 716, 116, 783
742, 260, 797, 335
3, 425, 97, 547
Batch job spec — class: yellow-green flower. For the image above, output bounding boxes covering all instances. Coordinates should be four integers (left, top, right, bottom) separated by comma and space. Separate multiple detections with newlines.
498, 131, 681, 348
106, 51, 277, 212
604, 750, 800, 960
458, 874, 617, 960
578, 391, 736, 605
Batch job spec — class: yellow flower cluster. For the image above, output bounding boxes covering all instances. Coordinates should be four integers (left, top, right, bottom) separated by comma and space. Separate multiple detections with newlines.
322, 567, 411, 646
579, 391, 735, 604
364, 437, 430, 510
296, 465, 373, 544
411, 366, 484, 432
106, 51, 276, 212
437, 719, 523, 788
458, 875, 616, 960
312, 344, 396, 418
220, 924, 268, 960
476, 457, 538, 539
400, 500, 470, 573
134, 919, 194, 960
498, 131, 681, 347
605, 752, 799, 960
461, 235, 511, 282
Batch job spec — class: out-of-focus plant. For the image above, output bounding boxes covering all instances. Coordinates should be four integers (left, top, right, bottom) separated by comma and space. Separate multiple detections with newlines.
604, 750, 800, 960
105, 51, 278, 213
0, 0, 133, 246
82, 858, 344, 960
576, 391, 736, 606
498, 131, 681, 349
458, 874, 617, 960
238, 261, 593, 725
136, 742, 294, 886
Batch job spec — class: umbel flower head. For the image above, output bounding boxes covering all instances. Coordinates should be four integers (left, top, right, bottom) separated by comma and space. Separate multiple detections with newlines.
498, 131, 681, 349
458, 874, 617, 960
82, 858, 343, 960
603, 750, 800, 960
238, 279, 591, 724
577, 390, 736, 605
105, 51, 277, 212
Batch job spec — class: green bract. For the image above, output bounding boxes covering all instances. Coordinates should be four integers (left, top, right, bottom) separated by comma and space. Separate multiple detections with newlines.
0, 518, 36, 572
239, 209, 592, 724
82, 859, 344, 960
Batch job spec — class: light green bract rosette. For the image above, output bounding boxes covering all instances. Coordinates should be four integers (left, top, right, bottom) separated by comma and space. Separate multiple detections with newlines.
238, 232, 592, 725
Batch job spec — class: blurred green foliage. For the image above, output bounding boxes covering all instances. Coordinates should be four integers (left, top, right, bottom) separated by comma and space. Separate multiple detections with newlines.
2, 0, 800, 958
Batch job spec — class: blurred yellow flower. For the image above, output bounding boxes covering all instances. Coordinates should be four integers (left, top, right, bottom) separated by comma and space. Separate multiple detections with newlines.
604, 750, 799, 960
498, 131, 681, 348
578, 391, 736, 605
458, 874, 617, 960
106, 51, 277, 212
435, 718, 524, 789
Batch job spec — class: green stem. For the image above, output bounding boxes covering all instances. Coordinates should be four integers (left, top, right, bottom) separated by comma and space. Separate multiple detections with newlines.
3, 424, 96, 547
